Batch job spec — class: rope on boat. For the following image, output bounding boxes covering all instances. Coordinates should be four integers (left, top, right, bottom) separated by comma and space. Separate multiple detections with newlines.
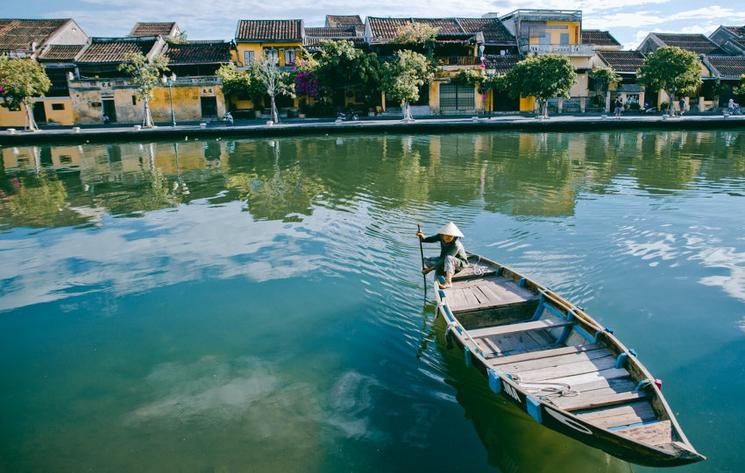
510, 375, 579, 398
469, 255, 489, 276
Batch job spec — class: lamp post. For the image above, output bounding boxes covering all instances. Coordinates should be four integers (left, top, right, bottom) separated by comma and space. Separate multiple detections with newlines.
162, 73, 177, 127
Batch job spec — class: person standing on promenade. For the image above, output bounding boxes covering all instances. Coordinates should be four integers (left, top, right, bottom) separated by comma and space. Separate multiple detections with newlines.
679, 98, 687, 116
416, 222, 469, 289
614, 97, 624, 117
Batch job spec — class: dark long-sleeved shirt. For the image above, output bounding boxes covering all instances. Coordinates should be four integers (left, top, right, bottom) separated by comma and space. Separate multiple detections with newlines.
422, 234, 468, 262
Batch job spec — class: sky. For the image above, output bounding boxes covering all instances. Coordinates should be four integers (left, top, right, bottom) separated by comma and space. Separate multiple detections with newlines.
8, 0, 745, 50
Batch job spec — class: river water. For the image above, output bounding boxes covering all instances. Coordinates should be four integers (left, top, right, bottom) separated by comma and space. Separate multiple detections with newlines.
1, 130, 744, 472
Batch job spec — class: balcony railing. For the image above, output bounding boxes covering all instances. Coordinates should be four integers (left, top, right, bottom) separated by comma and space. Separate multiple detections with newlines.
523, 43, 594, 56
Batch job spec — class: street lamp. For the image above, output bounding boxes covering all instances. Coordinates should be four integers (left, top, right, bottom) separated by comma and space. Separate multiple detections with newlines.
161, 73, 177, 127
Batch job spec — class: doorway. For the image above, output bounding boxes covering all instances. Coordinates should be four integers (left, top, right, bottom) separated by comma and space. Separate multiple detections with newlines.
103, 99, 117, 123
200, 96, 218, 118
32, 102, 47, 125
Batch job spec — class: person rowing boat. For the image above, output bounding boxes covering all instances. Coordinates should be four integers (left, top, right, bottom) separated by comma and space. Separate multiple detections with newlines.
416, 222, 468, 289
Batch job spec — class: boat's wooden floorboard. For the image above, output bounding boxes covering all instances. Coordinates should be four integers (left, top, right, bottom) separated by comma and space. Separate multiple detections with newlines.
452, 264, 496, 281
490, 344, 601, 366
546, 367, 631, 387
498, 348, 613, 374
469, 318, 572, 338
552, 388, 648, 411
477, 330, 553, 357
576, 401, 658, 429
616, 420, 673, 446
444, 275, 535, 313
515, 355, 618, 382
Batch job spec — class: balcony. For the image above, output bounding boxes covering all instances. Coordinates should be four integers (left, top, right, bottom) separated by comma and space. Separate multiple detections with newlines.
523, 43, 594, 56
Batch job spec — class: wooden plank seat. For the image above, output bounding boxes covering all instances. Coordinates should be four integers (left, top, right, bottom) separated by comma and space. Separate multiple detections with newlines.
469, 318, 573, 339
496, 347, 614, 374
616, 420, 673, 446
551, 389, 648, 412
444, 275, 536, 313
490, 344, 602, 366
575, 401, 658, 429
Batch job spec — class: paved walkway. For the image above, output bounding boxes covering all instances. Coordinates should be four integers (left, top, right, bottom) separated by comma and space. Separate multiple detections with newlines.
2, 114, 744, 146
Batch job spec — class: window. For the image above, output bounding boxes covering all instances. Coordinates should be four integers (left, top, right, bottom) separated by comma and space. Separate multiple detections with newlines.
265, 48, 279, 66
52, 103, 65, 111
284, 49, 296, 65
243, 50, 254, 65
132, 95, 137, 106
559, 33, 570, 45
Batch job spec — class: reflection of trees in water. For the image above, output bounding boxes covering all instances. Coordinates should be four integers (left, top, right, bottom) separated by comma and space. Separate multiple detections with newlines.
0, 171, 89, 228
1, 131, 745, 228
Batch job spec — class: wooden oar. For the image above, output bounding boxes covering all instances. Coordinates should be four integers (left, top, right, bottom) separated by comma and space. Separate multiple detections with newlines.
417, 224, 427, 299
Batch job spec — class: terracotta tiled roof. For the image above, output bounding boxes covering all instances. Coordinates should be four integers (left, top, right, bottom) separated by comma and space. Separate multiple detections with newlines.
129, 22, 177, 37
325, 15, 363, 28
582, 29, 621, 47
707, 55, 745, 79
305, 26, 357, 38
0, 18, 70, 53
596, 50, 645, 74
723, 26, 745, 38
304, 36, 365, 49
652, 33, 721, 55
457, 18, 514, 44
236, 19, 303, 42
483, 54, 519, 73
164, 40, 231, 64
77, 37, 159, 63
38, 43, 84, 61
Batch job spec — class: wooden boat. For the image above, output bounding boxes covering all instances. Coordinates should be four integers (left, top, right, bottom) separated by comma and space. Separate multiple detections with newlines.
434, 253, 705, 467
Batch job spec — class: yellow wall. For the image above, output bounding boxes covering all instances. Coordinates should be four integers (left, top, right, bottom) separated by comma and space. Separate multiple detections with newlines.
71, 83, 226, 124
528, 21, 580, 45
0, 97, 75, 128
234, 41, 302, 67
520, 96, 536, 112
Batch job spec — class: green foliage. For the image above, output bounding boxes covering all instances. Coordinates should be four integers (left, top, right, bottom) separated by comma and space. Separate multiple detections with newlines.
392, 22, 438, 45
382, 49, 434, 105
451, 69, 482, 87
216, 63, 264, 102
506, 55, 576, 116
304, 40, 381, 104
638, 47, 702, 100
734, 74, 745, 102
589, 66, 621, 93
118, 52, 170, 100
0, 55, 52, 110
251, 57, 295, 123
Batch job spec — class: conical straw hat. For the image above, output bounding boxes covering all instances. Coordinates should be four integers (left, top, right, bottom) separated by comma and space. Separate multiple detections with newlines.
437, 222, 464, 238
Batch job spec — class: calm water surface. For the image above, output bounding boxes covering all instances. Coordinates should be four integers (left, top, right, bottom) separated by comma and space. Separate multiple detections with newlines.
1, 131, 744, 473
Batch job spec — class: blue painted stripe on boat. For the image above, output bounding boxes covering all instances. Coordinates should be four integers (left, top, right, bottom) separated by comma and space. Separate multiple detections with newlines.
608, 420, 660, 431
615, 352, 629, 369
443, 305, 455, 323
531, 302, 544, 321
438, 289, 446, 299
574, 325, 597, 343
543, 303, 568, 320
527, 395, 543, 423
464, 345, 472, 368
518, 277, 526, 287
488, 369, 501, 393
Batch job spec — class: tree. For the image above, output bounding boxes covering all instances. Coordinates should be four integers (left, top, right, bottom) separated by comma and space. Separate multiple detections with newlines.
251, 57, 295, 124
216, 63, 265, 107
638, 46, 702, 116
393, 22, 438, 46
382, 50, 434, 121
118, 52, 170, 127
304, 40, 381, 107
0, 56, 52, 131
506, 54, 576, 118
589, 66, 621, 113
733, 74, 745, 103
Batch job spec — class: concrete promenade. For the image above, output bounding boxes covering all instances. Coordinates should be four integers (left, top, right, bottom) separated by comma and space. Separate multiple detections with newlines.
1, 114, 744, 146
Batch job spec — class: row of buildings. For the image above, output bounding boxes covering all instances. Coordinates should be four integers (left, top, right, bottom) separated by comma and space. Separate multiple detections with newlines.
1, 12, 745, 127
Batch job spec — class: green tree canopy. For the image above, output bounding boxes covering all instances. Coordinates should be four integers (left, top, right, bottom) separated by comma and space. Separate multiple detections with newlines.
216, 63, 264, 102
506, 54, 576, 118
251, 57, 295, 124
382, 49, 434, 120
733, 74, 745, 103
638, 46, 702, 116
118, 52, 170, 127
589, 66, 621, 94
392, 22, 438, 45
0, 56, 52, 131
304, 40, 381, 106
